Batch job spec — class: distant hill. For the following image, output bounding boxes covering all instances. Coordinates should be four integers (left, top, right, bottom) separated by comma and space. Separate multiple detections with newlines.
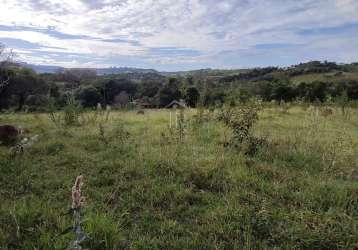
19, 62, 64, 74
18, 61, 358, 85
19, 62, 249, 77
96, 67, 158, 75
218, 61, 358, 84
18, 62, 158, 75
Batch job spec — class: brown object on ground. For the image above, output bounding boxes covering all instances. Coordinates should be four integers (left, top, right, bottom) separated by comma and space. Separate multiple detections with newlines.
0, 125, 21, 145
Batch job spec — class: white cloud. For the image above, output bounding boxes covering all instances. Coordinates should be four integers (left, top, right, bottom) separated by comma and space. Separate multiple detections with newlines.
0, 0, 358, 68
0, 30, 146, 56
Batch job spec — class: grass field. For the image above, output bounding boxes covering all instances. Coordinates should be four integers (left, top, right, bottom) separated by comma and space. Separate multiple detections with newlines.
0, 106, 357, 249
291, 71, 358, 84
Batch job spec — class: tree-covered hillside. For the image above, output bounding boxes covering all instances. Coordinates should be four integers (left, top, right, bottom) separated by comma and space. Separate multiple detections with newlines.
1, 59, 358, 112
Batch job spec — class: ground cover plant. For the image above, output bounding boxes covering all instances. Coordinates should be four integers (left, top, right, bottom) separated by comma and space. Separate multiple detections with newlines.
0, 105, 357, 249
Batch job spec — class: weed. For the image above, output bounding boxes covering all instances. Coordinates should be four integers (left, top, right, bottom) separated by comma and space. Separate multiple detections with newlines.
63, 94, 82, 126
48, 93, 82, 127
278, 100, 290, 114
112, 122, 130, 143
165, 109, 188, 142
62, 175, 89, 250
176, 109, 186, 140
98, 124, 108, 145
337, 90, 350, 116
320, 107, 333, 117
48, 99, 62, 128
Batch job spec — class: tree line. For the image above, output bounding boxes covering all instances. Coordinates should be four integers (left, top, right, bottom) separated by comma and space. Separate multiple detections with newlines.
0, 54, 357, 112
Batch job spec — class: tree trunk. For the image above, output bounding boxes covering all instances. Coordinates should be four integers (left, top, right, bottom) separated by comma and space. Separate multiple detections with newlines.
17, 94, 24, 111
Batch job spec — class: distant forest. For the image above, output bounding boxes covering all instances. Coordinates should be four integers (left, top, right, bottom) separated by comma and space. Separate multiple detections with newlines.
1, 57, 358, 111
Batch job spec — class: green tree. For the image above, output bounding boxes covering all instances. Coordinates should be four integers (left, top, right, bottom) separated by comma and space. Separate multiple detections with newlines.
138, 80, 162, 98
185, 87, 200, 107
158, 78, 182, 107
114, 91, 130, 107
3, 67, 49, 111
270, 81, 295, 101
25, 94, 49, 111
97, 79, 137, 105
76, 85, 102, 107
225, 88, 251, 106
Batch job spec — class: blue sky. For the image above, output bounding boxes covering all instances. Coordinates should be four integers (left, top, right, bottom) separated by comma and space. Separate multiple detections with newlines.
0, 0, 358, 71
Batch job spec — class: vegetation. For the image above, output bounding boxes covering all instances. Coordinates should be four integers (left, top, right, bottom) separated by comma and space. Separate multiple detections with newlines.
0, 43, 357, 249
1, 54, 358, 112
0, 105, 357, 249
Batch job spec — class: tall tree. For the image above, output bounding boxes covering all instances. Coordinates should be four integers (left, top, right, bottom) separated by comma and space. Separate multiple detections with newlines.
97, 79, 136, 105
114, 91, 130, 107
158, 77, 182, 107
185, 86, 200, 107
0, 43, 13, 93
4, 67, 49, 111
76, 85, 102, 107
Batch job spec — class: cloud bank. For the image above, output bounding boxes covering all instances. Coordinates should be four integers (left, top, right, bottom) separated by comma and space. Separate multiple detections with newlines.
0, 0, 358, 70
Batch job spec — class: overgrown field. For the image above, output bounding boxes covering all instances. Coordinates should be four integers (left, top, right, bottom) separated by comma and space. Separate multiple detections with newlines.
0, 106, 357, 249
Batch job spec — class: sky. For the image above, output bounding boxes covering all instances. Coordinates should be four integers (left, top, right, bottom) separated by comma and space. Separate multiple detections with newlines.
0, 0, 358, 71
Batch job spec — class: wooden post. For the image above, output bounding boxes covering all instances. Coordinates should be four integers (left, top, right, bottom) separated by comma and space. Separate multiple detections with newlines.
175, 108, 178, 128
169, 111, 172, 128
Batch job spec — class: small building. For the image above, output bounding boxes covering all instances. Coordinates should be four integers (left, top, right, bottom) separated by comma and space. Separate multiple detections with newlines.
139, 101, 154, 109
165, 100, 186, 109
131, 99, 156, 109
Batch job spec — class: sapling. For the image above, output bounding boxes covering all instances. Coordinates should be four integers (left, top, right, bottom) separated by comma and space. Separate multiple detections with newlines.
64, 94, 82, 126
337, 90, 350, 117
98, 123, 108, 144
218, 103, 265, 155
177, 108, 186, 140
48, 93, 82, 127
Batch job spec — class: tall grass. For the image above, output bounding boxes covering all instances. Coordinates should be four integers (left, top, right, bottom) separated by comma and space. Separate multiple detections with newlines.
0, 106, 357, 249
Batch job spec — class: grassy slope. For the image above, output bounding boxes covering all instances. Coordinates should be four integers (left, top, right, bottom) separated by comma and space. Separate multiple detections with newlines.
0, 107, 357, 249
291, 71, 358, 84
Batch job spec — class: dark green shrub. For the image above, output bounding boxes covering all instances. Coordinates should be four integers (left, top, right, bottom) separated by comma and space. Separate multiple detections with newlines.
218, 104, 266, 155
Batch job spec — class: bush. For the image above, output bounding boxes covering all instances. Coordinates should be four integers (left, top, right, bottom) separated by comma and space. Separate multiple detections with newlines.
76, 85, 102, 108
24, 95, 49, 112
63, 94, 82, 126
218, 104, 265, 155
48, 93, 82, 127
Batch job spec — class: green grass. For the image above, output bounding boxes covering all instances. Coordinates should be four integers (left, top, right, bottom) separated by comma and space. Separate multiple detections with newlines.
291, 71, 358, 84
0, 106, 357, 249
